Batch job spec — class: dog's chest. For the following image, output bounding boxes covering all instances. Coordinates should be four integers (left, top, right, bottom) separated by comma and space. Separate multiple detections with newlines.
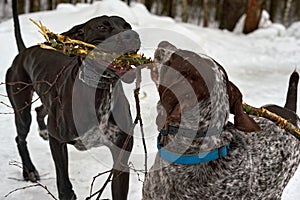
73, 89, 121, 150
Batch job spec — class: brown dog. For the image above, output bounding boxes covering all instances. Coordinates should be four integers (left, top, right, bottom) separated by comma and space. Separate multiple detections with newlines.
143, 41, 300, 199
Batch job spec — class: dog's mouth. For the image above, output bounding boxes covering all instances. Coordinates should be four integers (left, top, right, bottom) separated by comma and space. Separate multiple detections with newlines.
90, 40, 105, 46
108, 50, 139, 78
81, 49, 143, 87
89, 30, 142, 83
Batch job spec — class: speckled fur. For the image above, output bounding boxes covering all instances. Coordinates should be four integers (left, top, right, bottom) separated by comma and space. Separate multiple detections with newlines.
143, 118, 300, 200
73, 82, 123, 150
143, 42, 300, 200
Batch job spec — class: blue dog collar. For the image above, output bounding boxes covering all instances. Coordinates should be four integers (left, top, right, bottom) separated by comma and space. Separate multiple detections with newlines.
157, 139, 230, 165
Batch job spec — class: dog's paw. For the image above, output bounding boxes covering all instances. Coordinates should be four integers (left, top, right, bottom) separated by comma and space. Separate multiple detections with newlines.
39, 129, 49, 140
24, 169, 40, 182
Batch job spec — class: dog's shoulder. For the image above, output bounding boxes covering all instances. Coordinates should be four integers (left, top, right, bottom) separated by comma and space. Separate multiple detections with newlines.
227, 117, 300, 181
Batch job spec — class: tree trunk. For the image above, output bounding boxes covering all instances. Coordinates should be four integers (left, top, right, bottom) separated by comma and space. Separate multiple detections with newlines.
121, 0, 130, 6
182, 0, 188, 22
243, 0, 266, 34
269, 0, 283, 23
56, 0, 72, 4
145, 0, 154, 12
18, 0, 26, 14
215, 0, 223, 22
30, 0, 40, 12
293, 0, 300, 22
48, 0, 53, 10
283, 0, 293, 26
161, 0, 175, 18
203, 0, 209, 27
219, 0, 248, 31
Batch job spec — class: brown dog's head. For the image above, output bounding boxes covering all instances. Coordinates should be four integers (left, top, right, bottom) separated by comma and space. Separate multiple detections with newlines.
63, 16, 140, 84
155, 41, 260, 134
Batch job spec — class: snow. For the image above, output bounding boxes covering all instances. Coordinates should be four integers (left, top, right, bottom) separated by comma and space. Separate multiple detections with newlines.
1, 0, 300, 199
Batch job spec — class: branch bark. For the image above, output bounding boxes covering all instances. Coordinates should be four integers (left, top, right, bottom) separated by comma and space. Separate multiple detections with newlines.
242, 102, 300, 140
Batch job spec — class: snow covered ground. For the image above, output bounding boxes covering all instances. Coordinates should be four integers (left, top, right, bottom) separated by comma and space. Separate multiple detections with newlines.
1, 0, 300, 199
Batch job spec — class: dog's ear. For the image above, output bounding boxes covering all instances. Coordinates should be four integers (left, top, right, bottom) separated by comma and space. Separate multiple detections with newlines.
61, 23, 85, 41
227, 81, 261, 132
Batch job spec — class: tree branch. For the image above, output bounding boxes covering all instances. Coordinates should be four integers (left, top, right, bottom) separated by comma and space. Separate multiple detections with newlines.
6, 160, 58, 200
242, 102, 300, 140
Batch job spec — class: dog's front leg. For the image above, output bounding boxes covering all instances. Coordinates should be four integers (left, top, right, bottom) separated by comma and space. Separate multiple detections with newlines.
49, 135, 76, 200
112, 168, 129, 200
110, 132, 133, 200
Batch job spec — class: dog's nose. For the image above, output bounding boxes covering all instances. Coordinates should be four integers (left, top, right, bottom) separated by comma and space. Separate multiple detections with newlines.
94, 30, 141, 54
119, 30, 140, 45
121, 30, 136, 40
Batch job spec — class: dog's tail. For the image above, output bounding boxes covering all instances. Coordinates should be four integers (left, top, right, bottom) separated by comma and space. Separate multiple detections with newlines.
12, 0, 26, 52
284, 70, 299, 112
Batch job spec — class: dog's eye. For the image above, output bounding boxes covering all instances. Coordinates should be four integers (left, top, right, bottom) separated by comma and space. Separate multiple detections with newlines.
97, 25, 107, 31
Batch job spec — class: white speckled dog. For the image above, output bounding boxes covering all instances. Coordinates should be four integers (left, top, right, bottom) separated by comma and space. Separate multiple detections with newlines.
143, 41, 300, 199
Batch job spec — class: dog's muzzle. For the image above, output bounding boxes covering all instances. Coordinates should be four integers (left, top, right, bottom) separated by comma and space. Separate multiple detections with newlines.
80, 30, 141, 84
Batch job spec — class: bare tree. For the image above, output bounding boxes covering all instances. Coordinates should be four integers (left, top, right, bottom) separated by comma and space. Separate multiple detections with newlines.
269, 0, 284, 23
292, 0, 300, 22
145, 0, 154, 11
283, 0, 293, 26
243, 0, 266, 34
219, 0, 248, 31
161, 0, 176, 18
203, 0, 209, 27
215, 0, 223, 22
30, 0, 40, 12
17, 0, 26, 14
47, 0, 54, 10
121, 0, 131, 6
182, 0, 188, 22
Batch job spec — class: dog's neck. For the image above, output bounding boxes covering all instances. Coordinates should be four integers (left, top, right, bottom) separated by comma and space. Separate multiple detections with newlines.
158, 92, 231, 155
78, 60, 117, 90
158, 59, 231, 154
73, 80, 120, 151
159, 99, 233, 155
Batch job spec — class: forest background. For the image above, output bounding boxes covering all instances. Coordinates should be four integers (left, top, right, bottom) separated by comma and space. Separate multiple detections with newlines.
1, 0, 299, 34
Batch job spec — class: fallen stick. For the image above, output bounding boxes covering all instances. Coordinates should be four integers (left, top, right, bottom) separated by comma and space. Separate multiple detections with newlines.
6, 160, 58, 200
